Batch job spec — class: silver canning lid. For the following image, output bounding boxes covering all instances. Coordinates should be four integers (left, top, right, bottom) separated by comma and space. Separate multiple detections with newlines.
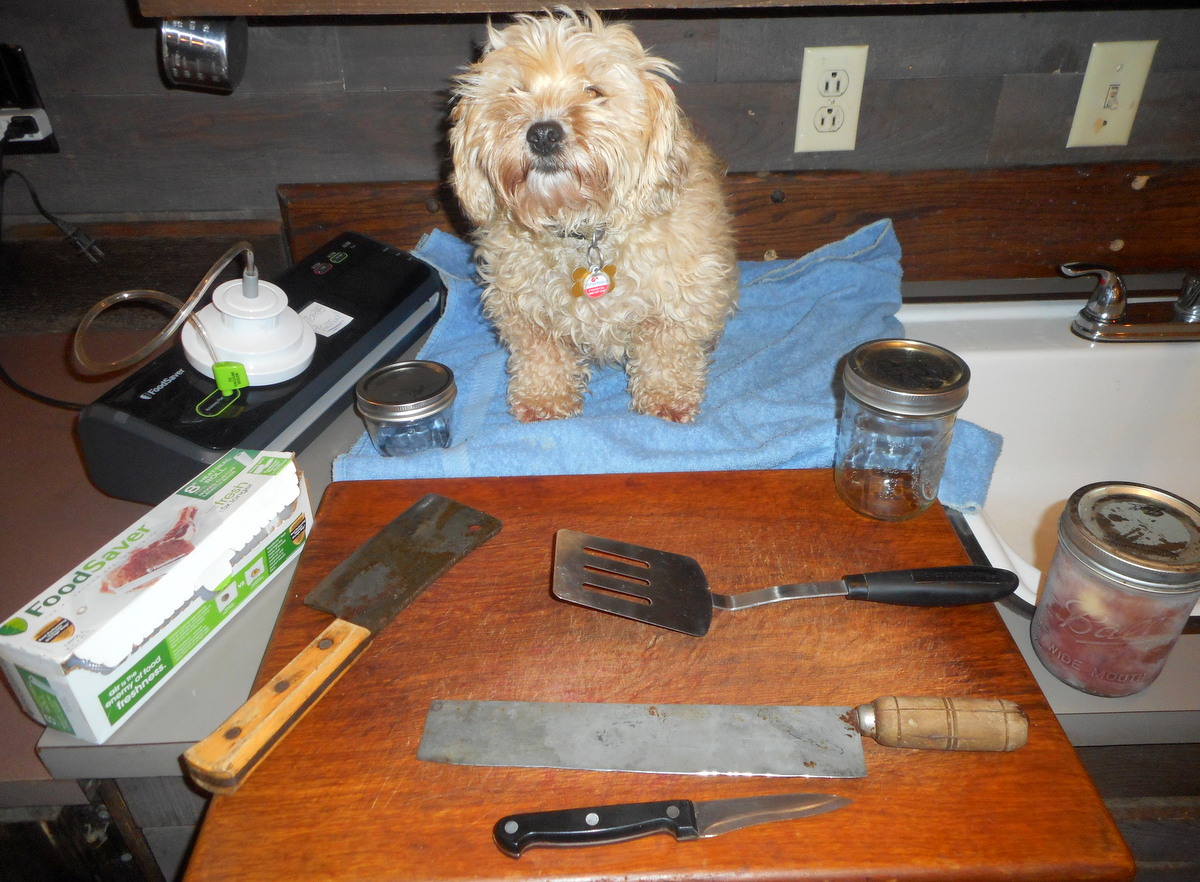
356, 360, 456, 422
842, 338, 970, 416
1058, 482, 1200, 591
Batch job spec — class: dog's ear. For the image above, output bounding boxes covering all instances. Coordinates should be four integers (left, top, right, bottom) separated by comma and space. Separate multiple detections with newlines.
637, 71, 691, 216
448, 102, 498, 227
482, 15, 507, 52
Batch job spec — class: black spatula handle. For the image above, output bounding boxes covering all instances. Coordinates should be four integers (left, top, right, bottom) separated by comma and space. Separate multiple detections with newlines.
493, 800, 700, 857
843, 566, 1017, 606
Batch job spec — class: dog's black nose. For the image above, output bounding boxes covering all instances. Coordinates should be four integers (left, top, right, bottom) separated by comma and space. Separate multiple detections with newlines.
526, 120, 565, 156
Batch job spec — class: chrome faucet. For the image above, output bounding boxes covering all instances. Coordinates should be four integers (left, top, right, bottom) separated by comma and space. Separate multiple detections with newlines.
1061, 262, 1200, 342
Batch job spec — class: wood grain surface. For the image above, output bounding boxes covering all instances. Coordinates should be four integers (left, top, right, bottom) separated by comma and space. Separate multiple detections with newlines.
277, 162, 1200, 281
184, 470, 1133, 881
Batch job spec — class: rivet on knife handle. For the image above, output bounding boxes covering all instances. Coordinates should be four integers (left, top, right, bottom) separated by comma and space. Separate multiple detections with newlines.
854, 696, 1029, 752
183, 618, 371, 794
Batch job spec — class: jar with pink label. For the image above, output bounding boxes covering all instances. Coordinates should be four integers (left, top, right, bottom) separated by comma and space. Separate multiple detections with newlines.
1030, 482, 1200, 697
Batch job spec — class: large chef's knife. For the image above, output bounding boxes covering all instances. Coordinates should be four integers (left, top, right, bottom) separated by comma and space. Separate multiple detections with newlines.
493, 792, 852, 857
419, 696, 1028, 777
184, 494, 500, 795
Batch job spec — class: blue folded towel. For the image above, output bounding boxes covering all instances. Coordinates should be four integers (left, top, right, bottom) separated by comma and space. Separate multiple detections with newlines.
333, 220, 1000, 513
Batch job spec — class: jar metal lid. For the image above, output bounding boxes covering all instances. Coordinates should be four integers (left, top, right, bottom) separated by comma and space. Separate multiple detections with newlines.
356, 360, 456, 422
842, 338, 970, 416
1058, 481, 1200, 591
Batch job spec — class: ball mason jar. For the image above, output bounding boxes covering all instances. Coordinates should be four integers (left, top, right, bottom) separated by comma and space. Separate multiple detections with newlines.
355, 360, 456, 456
1030, 482, 1200, 697
834, 339, 970, 521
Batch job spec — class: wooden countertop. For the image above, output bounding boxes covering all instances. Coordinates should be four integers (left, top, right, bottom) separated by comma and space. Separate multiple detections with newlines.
184, 470, 1133, 881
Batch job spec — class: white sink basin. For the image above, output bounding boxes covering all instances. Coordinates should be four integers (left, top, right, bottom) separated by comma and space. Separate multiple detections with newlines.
899, 298, 1200, 745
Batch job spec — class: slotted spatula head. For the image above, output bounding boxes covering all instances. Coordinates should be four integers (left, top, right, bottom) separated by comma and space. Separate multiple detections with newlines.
552, 530, 713, 636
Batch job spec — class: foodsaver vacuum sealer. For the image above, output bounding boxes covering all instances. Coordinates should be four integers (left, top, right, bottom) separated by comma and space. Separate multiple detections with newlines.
78, 232, 445, 503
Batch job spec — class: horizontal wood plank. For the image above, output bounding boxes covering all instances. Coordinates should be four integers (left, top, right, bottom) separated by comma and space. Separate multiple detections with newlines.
278, 161, 1200, 282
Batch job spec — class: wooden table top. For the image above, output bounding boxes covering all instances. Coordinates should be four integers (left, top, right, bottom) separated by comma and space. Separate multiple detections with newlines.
184, 469, 1133, 881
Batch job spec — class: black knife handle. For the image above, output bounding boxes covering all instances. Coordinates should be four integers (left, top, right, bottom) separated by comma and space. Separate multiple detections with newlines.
493, 800, 700, 857
843, 566, 1018, 606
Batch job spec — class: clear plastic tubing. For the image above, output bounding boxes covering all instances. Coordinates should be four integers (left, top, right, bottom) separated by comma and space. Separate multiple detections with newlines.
72, 241, 254, 374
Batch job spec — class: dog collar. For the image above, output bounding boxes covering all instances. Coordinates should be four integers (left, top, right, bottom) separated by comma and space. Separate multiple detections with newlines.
569, 227, 616, 299
550, 222, 605, 241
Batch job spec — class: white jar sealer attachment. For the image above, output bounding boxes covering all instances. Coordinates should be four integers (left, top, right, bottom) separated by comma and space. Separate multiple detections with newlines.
180, 271, 316, 387
73, 241, 314, 394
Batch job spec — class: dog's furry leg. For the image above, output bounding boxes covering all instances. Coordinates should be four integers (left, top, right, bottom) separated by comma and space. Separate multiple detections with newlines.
625, 319, 711, 423
499, 318, 590, 422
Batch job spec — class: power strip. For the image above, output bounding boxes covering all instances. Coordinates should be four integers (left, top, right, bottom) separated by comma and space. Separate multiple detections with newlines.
1, 107, 53, 143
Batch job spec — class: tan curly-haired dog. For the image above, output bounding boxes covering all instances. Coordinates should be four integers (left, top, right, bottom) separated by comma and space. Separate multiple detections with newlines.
449, 7, 738, 423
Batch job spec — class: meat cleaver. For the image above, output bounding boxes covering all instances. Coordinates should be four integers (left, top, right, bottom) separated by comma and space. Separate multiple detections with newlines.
184, 494, 500, 795
418, 696, 1028, 778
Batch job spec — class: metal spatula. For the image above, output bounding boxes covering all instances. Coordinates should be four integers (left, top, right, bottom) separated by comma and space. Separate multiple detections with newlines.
551, 530, 1018, 637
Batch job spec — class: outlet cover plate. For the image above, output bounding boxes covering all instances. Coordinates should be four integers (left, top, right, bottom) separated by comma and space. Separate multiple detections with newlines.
1067, 40, 1157, 148
0, 44, 58, 154
795, 45, 868, 153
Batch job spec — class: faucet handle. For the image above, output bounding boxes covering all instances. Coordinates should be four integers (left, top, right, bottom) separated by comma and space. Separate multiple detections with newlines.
1176, 273, 1200, 323
1060, 262, 1127, 322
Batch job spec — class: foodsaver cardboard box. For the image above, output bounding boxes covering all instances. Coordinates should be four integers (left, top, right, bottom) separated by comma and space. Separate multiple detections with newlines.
0, 449, 311, 743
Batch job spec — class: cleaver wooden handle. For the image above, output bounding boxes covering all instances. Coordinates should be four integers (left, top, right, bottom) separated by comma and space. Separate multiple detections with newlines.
854, 696, 1028, 752
183, 618, 372, 795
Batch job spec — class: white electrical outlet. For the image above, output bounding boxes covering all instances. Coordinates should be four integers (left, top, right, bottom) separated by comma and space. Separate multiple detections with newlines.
795, 45, 868, 153
0, 108, 53, 143
1067, 40, 1157, 148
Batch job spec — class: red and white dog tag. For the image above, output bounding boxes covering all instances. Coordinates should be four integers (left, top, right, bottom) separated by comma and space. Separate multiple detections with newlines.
571, 264, 617, 298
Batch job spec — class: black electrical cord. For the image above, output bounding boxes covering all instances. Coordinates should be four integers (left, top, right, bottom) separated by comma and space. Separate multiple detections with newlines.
1, 118, 100, 410
0, 358, 86, 410
1, 117, 103, 262
1, 167, 103, 262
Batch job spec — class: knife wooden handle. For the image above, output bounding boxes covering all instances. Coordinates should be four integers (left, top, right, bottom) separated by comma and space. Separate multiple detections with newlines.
183, 618, 372, 795
855, 696, 1028, 752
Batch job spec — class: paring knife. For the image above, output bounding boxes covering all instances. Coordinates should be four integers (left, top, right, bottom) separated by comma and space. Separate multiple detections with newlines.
419, 696, 1029, 778
493, 792, 852, 857
183, 494, 500, 795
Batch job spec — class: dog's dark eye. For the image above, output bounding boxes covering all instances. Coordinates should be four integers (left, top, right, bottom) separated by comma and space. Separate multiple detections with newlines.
584, 86, 605, 100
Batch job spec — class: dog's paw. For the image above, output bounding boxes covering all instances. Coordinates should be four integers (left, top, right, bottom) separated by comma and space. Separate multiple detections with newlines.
634, 397, 699, 424
511, 394, 583, 422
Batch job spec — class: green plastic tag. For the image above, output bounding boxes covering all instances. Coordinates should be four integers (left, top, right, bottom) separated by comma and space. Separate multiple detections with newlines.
212, 361, 249, 395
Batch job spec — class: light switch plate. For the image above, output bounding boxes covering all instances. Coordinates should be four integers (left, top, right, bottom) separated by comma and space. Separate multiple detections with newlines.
1067, 40, 1157, 148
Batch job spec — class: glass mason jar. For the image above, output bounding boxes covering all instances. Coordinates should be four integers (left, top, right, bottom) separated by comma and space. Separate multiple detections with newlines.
1030, 482, 1200, 697
834, 339, 970, 521
355, 360, 456, 456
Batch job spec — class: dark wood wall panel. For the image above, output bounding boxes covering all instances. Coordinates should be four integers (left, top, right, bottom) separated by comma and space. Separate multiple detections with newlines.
26, 92, 450, 217
4, 6, 1200, 226
277, 162, 1200, 282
